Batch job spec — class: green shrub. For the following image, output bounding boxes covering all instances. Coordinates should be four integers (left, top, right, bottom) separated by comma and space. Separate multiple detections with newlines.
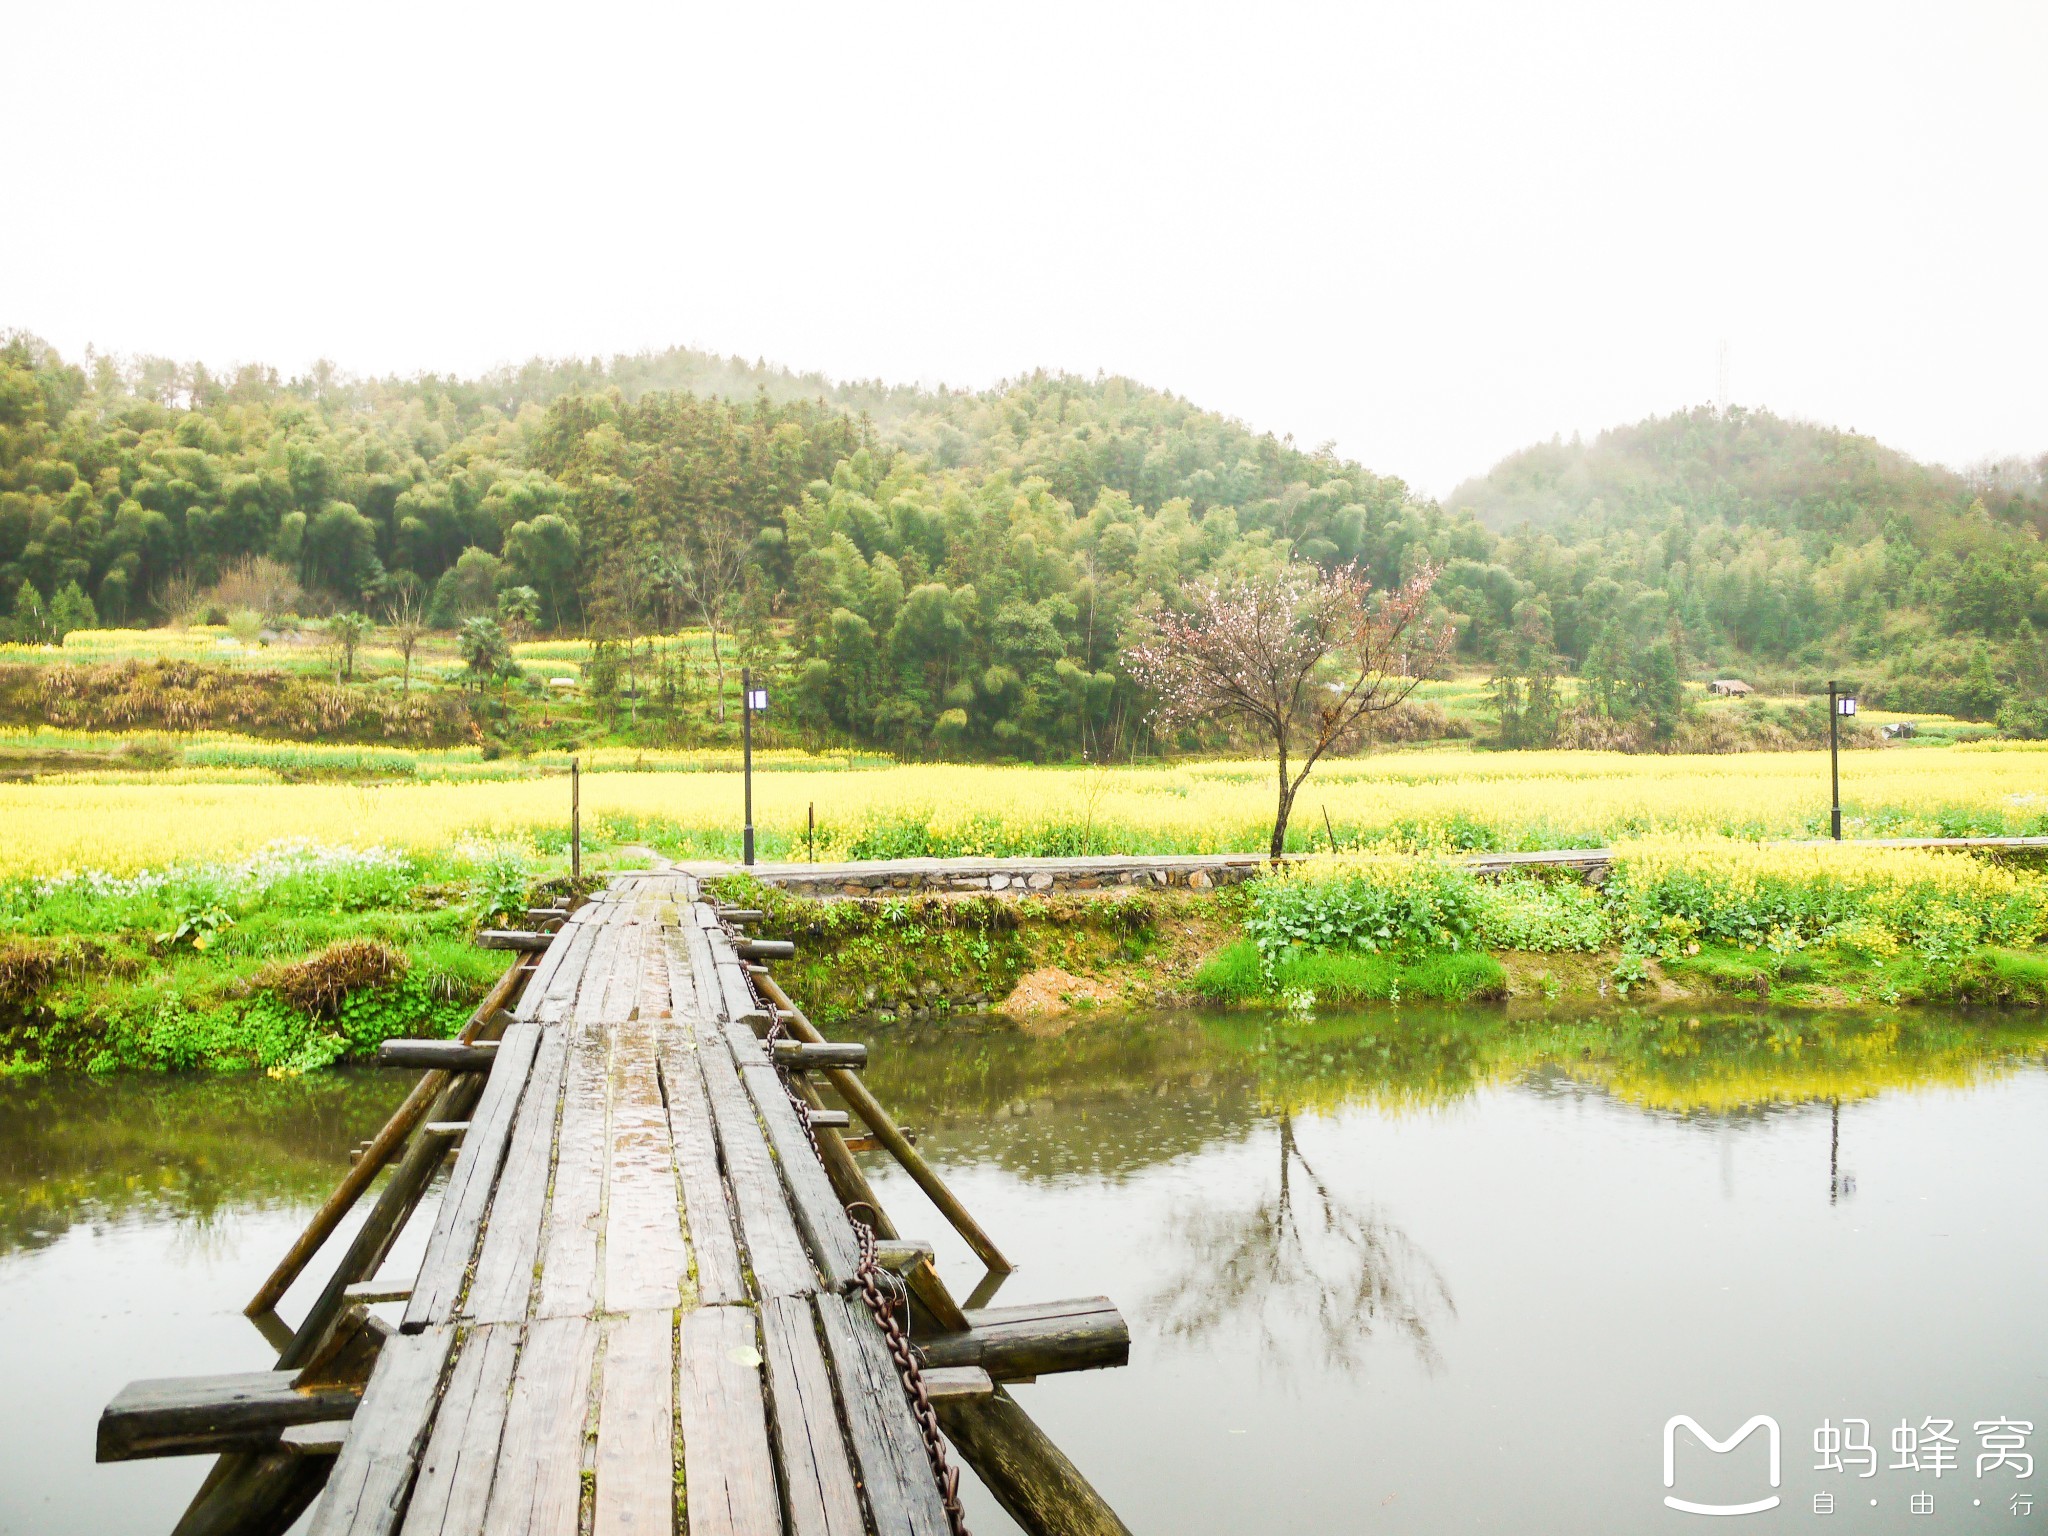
1470, 876, 1609, 951
1245, 856, 1483, 964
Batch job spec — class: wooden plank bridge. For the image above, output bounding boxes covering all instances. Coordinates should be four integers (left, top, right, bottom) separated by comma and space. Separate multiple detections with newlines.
100, 873, 1130, 1536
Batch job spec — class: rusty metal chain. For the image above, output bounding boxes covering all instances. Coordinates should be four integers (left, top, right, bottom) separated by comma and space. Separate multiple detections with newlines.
761, 998, 827, 1159
741, 934, 970, 1536
849, 1207, 971, 1536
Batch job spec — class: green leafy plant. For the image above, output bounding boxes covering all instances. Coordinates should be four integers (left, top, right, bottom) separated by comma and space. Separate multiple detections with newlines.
155, 900, 234, 953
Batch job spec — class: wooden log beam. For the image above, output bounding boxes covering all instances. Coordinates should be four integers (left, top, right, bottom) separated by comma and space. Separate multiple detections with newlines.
374, 1040, 498, 1071
715, 907, 765, 923
735, 937, 795, 960
935, 1386, 1134, 1536
842, 1130, 918, 1152
169, 1448, 330, 1536
755, 971, 1012, 1273
476, 929, 552, 952
916, 1297, 1129, 1380
98, 1371, 362, 1462
275, 1070, 487, 1372
245, 957, 527, 1317
807, 1108, 851, 1129
772, 1040, 867, 1071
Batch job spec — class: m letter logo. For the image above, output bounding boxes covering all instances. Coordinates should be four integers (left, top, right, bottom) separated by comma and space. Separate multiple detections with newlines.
1663, 1415, 1782, 1515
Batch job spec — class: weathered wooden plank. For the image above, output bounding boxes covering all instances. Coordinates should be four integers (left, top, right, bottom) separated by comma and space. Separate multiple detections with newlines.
679, 924, 721, 1020
592, 1310, 675, 1536
632, 920, 673, 1024
521, 913, 599, 1024
662, 931, 705, 1023
814, 1292, 953, 1536
655, 1028, 746, 1307
760, 1294, 865, 1536
716, 961, 767, 1029
464, 1032, 568, 1326
513, 916, 578, 1012
694, 1027, 814, 1298
571, 912, 630, 1029
535, 1021, 610, 1318
592, 916, 646, 1026
603, 1012, 688, 1313
676, 1307, 780, 1536
404, 1022, 543, 1332
306, 1328, 457, 1536
920, 1367, 994, 1402
737, 1060, 860, 1289
99, 1370, 361, 1462
705, 926, 768, 1027
480, 1316, 599, 1533
280, 1420, 351, 1455
401, 1323, 520, 1536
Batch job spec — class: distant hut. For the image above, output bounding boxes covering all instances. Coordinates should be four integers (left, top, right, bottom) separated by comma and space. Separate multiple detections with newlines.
1707, 679, 1754, 697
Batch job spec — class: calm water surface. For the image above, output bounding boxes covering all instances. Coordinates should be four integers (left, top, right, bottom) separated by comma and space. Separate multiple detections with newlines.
2, 1007, 2044, 1534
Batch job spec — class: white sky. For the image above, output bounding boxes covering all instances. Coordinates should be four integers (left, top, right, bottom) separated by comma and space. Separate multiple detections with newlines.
7, 0, 2045, 495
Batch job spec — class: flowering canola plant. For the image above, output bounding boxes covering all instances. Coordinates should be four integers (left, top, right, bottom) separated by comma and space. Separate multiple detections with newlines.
1605, 835, 2048, 956
0, 742, 2043, 881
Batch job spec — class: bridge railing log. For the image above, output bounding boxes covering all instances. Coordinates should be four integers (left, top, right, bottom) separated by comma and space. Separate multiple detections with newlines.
244, 956, 531, 1317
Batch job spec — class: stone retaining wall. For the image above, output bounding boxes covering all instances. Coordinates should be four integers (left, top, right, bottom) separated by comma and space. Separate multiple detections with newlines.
744, 853, 1266, 899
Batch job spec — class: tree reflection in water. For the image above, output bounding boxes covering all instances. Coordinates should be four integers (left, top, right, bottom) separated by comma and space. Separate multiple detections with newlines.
1146, 1107, 1454, 1376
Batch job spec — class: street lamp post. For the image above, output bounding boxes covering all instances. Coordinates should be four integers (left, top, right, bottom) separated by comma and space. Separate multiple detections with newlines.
1826, 680, 1856, 840
741, 667, 768, 866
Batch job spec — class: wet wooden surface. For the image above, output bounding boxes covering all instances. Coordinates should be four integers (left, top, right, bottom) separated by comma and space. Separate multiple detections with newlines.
307, 873, 956, 1534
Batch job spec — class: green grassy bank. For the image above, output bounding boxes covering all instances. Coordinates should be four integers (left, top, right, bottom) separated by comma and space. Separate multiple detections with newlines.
7, 835, 2046, 1077
0, 843, 576, 1073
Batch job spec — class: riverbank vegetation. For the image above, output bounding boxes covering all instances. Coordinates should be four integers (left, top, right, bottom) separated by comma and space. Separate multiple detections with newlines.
4, 826, 2045, 1075
1192, 841, 2048, 1010
0, 842, 538, 1073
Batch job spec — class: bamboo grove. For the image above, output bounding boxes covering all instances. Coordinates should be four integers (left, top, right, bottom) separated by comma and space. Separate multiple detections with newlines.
3, 333, 2045, 760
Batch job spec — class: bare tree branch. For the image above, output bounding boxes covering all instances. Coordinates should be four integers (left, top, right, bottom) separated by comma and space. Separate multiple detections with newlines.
1125, 562, 1452, 857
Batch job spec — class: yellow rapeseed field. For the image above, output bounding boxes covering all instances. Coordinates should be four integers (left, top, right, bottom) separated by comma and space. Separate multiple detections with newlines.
2, 742, 2044, 878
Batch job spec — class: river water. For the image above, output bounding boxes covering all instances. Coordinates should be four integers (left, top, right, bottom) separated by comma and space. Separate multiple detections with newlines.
2, 1006, 2044, 1533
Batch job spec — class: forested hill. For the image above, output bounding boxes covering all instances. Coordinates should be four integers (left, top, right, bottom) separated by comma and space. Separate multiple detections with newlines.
1446, 408, 2028, 539
2, 332, 2044, 757
1434, 407, 2048, 713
